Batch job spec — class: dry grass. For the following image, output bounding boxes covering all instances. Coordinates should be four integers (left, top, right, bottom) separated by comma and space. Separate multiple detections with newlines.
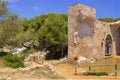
33, 70, 65, 79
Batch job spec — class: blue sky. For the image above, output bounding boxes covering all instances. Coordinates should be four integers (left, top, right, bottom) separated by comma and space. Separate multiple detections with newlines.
7, 0, 120, 19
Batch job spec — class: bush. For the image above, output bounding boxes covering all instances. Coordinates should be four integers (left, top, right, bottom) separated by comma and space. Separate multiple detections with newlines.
0, 78, 7, 80
83, 71, 108, 76
0, 49, 34, 68
0, 52, 7, 57
3, 53, 25, 68
116, 66, 120, 71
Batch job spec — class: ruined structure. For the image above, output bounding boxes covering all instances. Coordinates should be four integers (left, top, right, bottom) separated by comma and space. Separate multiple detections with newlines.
68, 4, 120, 61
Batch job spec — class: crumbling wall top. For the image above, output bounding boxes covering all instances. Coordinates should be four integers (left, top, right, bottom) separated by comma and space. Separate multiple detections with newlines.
68, 4, 96, 19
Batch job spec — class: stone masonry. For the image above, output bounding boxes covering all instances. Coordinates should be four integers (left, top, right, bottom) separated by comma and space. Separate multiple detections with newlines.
68, 4, 120, 61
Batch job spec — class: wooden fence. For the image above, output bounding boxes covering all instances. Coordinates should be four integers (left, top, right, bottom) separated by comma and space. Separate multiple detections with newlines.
74, 64, 120, 76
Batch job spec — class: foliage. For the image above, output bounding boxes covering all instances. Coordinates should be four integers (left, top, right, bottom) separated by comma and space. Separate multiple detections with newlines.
0, 14, 20, 47
0, 0, 68, 60
19, 13, 68, 59
33, 70, 65, 79
0, 52, 7, 57
116, 66, 120, 71
0, 78, 7, 80
83, 71, 108, 76
37, 13, 68, 59
3, 53, 25, 68
98, 18, 120, 22
0, 1, 23, 48
0, 49, 34, 68
0, 0, 9, 19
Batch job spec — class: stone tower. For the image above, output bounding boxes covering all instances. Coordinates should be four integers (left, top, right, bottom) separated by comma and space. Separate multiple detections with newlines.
68, 4, 120, 61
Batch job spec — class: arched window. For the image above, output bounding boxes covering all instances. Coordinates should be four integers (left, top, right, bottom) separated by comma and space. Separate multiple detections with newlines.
105, 35, 112, 56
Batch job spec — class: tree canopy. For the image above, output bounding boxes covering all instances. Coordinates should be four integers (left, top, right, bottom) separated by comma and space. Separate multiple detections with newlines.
0, 14, 20, 47
0, 1, 68, 59
20, 13, 68, 59
0, 1, 9, 20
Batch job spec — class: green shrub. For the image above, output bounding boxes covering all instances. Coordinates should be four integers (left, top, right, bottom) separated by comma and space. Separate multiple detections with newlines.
0, 52, 7, 57
0, 78, 7, 80
116, 66, 120, 71
83, 71, 108, 76
3, 53, 25, 68
0, 49, 34, 68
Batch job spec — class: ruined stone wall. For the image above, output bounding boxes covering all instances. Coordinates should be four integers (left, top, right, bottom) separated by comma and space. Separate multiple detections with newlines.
93, 21, 113, 58
68, 4, 97, 60
110, 23, 120, 55
68, 4, 119, 61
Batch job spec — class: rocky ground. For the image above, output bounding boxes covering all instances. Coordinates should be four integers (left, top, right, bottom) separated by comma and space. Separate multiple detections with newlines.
1, 57, 120, 80
0, 60, 64, 80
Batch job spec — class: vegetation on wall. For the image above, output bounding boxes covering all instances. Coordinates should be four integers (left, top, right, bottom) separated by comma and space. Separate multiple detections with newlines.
98, 18, 120, 22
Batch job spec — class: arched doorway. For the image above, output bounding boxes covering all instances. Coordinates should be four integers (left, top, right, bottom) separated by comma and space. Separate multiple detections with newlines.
105, 35, 112, 56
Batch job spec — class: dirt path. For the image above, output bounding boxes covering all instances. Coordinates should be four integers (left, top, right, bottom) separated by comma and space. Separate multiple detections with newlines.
55, 63, 120, 80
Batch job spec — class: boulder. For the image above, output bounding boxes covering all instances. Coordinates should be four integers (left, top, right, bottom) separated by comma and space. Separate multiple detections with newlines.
77, 56, 88, 65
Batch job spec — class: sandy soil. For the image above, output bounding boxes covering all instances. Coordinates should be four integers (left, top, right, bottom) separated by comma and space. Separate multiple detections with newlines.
55, 61, 120, 80
1, 57, 120, 80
